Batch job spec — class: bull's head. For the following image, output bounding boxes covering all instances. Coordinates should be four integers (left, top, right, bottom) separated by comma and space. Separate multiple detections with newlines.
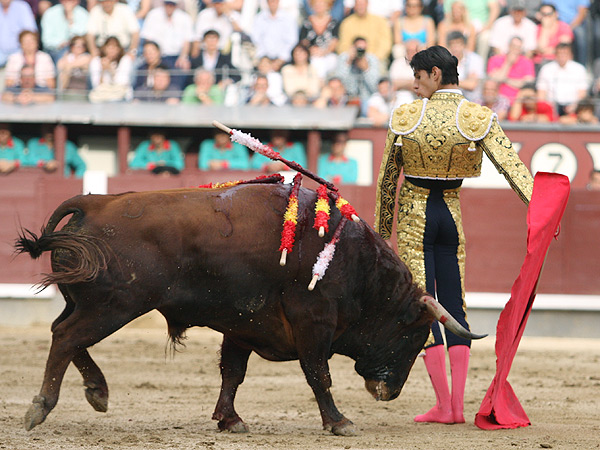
359, 295, 485, 402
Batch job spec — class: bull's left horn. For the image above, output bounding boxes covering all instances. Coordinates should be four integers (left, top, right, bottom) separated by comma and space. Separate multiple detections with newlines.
419, 295, 487, 340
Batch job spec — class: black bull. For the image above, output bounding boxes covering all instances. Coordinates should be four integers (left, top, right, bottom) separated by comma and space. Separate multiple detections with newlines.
16, 183, 483, 435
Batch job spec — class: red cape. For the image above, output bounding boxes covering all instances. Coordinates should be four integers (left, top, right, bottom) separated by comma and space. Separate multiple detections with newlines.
475, 172, 570, 430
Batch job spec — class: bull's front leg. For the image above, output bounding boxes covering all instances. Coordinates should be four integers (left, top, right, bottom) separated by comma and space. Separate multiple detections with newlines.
291, 315, 357, 436
212, 335, 252, 433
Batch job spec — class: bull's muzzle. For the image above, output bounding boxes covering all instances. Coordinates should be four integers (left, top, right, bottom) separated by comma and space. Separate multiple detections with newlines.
364, 380, 399, 401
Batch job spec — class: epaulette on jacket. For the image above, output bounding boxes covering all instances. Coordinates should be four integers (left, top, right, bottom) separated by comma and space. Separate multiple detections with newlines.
389, 99, 427, 136
456, 100, 496, 148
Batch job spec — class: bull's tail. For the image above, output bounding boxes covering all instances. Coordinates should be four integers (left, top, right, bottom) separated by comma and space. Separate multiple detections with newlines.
15, 197, 109, 287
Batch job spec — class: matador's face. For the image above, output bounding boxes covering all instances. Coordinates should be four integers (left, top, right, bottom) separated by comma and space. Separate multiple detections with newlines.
412, 69, 439, 99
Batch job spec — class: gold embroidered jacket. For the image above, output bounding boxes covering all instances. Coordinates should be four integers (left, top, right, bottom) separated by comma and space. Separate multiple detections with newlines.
375, 91, 534, 240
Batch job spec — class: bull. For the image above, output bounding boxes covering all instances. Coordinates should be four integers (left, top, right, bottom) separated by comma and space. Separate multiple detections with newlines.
16, 182, 484, 435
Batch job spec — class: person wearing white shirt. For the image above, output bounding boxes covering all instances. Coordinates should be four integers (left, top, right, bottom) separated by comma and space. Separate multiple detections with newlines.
488, 1, 537, 56
140, 0, 193, 71
536, 42, 590, 117
41, 0, 89, 63
447, 30, 484, 102
193, 0, 244, 53
250, 0, 298, 70
86, 0, 140, 58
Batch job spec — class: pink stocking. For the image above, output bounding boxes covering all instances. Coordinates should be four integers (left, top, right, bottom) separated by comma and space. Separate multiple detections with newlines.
414, 345, 453, 423
449, 345, 470, 424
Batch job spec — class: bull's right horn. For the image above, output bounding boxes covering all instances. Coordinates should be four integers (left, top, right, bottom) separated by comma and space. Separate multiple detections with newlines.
419, 295, 487, 340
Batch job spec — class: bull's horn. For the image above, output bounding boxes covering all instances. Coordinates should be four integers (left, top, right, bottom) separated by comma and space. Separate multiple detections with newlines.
419, 295, 487, 340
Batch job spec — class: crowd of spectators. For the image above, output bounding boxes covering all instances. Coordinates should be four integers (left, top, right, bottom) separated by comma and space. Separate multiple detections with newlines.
2, 0, 600, 123
2, 0, 600, 181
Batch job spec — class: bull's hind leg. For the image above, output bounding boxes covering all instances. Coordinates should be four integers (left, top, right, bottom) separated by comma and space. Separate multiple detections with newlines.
72, 350, 109, 413
212, 335, 252, 433
56, 287, 109, 413
25, 305, 141, 431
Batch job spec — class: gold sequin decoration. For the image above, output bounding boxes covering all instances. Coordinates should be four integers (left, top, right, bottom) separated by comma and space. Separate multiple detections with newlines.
397, 93, 484, 179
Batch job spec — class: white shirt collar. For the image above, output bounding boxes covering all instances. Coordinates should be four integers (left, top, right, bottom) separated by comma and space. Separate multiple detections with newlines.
436, 89, 463, 95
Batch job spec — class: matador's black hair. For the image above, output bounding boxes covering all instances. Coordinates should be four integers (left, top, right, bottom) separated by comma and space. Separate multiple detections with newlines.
410, 45, 459, 85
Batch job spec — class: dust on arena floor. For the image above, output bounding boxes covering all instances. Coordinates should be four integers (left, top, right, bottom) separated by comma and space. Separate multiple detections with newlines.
1, 315, 598, 450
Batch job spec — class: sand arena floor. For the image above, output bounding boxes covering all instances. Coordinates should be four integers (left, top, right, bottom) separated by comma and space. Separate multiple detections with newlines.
1, 315, 599, 450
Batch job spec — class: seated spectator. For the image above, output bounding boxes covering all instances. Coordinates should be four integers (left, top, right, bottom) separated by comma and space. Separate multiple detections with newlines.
366, 78, 396, 127
129, 131, 185, 174
0, 123, 25, 175
181, 68, 224, 104
587, 168, 600, 191
250, 0, 298, 72
299, 0, 340, 81
318, 131, 357, 184
536, 43, 589, 117
88, 36, 134, 103
86, 0, 140, 58
508, 82, 556, 122
558, 99, 600, 125
443, 0, 501, 61
335, 36, 379, 116
251, 129, 307, 173
198, 129, 250, 170
437, 1, 476, 52
344, 0, 402, 23
488, 0, 537, 57
252, 57, 287, 105
1, 65, 56, 105
337, 0, 392, 65
313, 76, 348, 108
447, 31, 484, 101
134, 41, 166, 90
545, 0, 590, 66
289, 90, 311, 106
0, 0, 37, 69
532, 3, 573, 68
487, 36, 535, 104
302, 0, 345, 23
134, 65, 181, 102
393, 0, 436, 49
193, 0, 244, 54
140, 0, 193, 80
389, 39, 421, 106
281, 44, 321, 101
23, 126, 87, 177
190, 29, 241, 88
245, 74, 273, 106
57, 35, 92, 99
5, 30, 56, 90
473, 78, 511, 121
41, 0, 89, 63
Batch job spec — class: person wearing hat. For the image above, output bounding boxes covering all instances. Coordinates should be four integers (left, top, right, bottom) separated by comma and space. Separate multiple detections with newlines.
489, 0, 537, 56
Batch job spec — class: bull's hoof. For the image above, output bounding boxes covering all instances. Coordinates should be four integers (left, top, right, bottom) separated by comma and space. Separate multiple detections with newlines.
84, 385, 108, 412
217, 418, 249, 433
330, 419, 358, 436
24, 395, 47, 431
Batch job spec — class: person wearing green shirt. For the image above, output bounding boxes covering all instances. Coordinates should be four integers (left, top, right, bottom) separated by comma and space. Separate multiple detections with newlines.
24, 129, 87, 177
129, 131, 185, 174
250, 129, 307, 172
199, 130, 250, 170
318, 131, 358, 184
181, 68, 225, 105
0, 123, 25, 174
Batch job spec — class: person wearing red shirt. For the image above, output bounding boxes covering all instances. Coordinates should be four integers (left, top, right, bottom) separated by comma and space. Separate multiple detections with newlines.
508, 82, 555, 122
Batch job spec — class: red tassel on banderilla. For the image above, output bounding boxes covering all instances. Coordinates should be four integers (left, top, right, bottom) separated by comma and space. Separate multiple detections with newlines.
211, 121, 360, 287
